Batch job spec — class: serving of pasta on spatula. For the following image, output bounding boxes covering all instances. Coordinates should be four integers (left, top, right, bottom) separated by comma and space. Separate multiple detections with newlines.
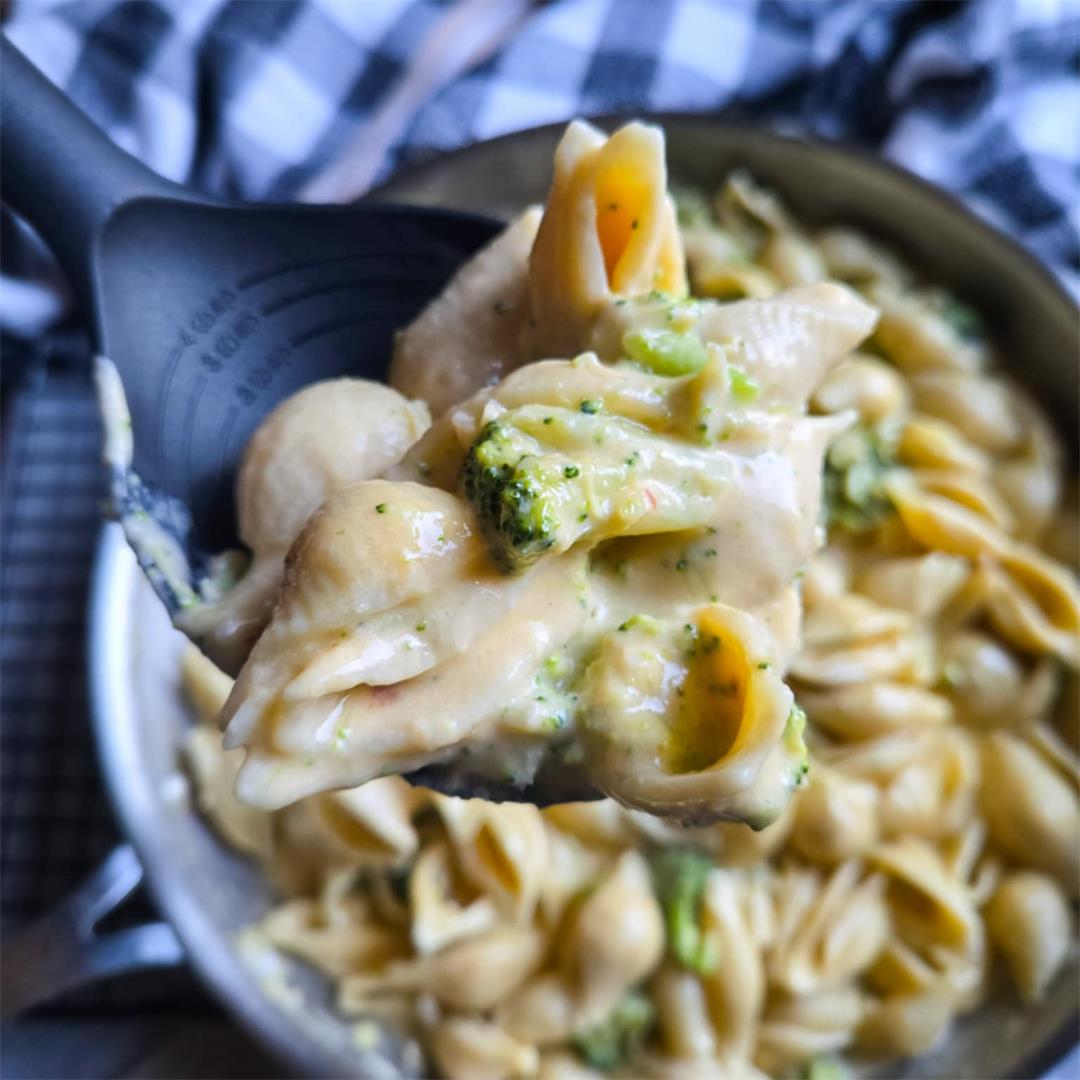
202, 120, 878, 825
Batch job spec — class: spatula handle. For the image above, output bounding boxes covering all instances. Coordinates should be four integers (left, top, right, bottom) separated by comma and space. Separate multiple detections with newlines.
0, 38, 194, 311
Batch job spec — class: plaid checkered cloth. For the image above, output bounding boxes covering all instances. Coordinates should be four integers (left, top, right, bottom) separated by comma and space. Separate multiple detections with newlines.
1, 0, 1078, 992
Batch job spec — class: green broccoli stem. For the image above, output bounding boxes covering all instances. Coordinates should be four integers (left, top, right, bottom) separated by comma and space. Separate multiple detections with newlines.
649, 849, 719, 975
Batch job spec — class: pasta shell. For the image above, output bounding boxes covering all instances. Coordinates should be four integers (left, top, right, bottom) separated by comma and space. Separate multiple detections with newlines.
984, 549, 1080, 665
979, 733, 1080, 894
898, 415, 989, 473
427, 924, 547, 1012
800, 548, 853, 609
911, 469, 1017, 533
755, 986, 864, 1074
791, 594, 932, 688
789, 769, 880, 864
222, 481, 485, 743
557, 851, 664, 1025
984, 871, 1072, 1003
910, 371, 1022, 454
870, 836, 984, 1002
528, 120, 686, 358
231, 548, 589, 808
182, 727, 274, 861
759, 230, 827, 288
435, 796, 549, 920
940, 818, 1001, 908
868, 284, 987, 375
856, 987, 956, 1058
265, 907, 409, 984
581, 605, 800, 827
852, 551, 970, 620
812, 353, 909, 423
653, 966, 719, 1060
180, 645, 235, 724
768, 861, 889, 994
497, 973, 578, 1047
682, 252, 777, 304
816, 227, 910, 287
238, 380, 431, 554
799, 682, 952, 740
430, 1016, 540, 1080
307, 777, 421, 867
938, 632, 1057, 728
690, 283, 878, 409
701, 872, 766, 1060
178, 556, 287, 675
391, 207, 542, 416
717, 170, 793, 240
181, 380, 431, 671
878, 728, 979, 840
409, 841, 499, 956
886, 473, 1007, 558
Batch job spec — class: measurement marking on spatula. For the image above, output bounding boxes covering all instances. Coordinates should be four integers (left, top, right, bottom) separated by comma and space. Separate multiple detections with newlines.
233, 344, 293, 406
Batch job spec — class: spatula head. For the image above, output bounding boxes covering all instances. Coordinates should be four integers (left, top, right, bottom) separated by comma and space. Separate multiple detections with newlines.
96, 199, 501, 554
93, 199, 598, 806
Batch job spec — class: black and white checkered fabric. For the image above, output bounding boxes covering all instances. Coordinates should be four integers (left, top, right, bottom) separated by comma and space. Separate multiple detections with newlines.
3, 0, 1078, 337
1, 0, 1078, 982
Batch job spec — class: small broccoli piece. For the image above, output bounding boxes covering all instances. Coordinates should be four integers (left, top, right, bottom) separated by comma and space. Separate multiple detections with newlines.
823, 423, 896, 533
938, 296, 983, 342
623, 327, 709, 376
727, 364, 759, 403
572, 991, 655, 1072
649, 849, 719, 975
673, 185, 714, 229
805, 1056, 853, 1080
785, 703, 810, 790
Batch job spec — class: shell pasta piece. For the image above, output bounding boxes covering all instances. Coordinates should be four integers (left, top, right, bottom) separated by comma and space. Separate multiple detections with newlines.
528, 120, 687, 358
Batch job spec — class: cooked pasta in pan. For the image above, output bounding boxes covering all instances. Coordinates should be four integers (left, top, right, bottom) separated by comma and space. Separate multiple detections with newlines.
182, 121, 1078, 1078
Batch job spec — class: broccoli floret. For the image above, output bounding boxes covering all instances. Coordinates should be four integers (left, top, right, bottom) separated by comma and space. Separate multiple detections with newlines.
461, 406, 725, 574
823, 423, 896, 533
460, 420, 562, 573
649, 849, 719, 975
572, 991, 655, 1072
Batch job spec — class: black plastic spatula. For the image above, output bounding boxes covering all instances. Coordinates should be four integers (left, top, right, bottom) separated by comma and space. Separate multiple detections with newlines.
1, 41, 596, 806
0, 38, 500, 559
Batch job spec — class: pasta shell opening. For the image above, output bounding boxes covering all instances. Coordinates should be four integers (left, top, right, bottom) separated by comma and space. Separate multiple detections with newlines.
668, 607, 758, 775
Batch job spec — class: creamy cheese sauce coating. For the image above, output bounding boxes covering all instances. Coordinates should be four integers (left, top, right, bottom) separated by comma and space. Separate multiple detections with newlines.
219, 122, 878, 824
